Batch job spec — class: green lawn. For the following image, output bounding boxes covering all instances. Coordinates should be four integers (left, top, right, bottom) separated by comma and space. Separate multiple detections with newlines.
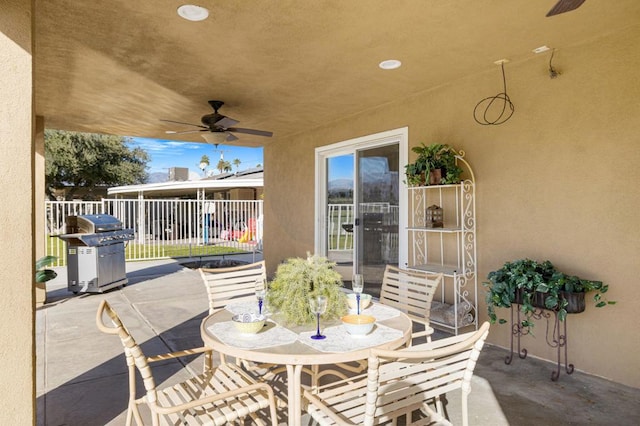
47, 235, 250, 266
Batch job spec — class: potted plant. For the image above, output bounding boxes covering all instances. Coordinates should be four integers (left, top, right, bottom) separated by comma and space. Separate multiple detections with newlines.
484, 259, 615, 333
545, 272, 615, 320
36, 255, 58, 306
484, 259, 555, 331
404, 143, 463, 186
267, 253, 347, 325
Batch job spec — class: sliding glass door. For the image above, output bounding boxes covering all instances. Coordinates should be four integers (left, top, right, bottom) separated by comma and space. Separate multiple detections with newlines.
316, 128, 407, 298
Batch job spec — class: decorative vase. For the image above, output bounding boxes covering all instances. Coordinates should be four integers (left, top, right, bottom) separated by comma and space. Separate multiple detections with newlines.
429, 169, 442, 185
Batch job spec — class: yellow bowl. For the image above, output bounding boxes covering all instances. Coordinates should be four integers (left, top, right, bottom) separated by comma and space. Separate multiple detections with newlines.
341, 314, 375, 336
346, 293, 372, 311
232, 313, 266, 334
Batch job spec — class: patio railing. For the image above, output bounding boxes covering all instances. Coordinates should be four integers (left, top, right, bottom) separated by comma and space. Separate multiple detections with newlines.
45, 200, 396, 267
45, 199, 263, 267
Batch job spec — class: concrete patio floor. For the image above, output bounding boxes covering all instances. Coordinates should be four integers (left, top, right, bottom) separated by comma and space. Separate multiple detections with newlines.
37, 255, 640, 425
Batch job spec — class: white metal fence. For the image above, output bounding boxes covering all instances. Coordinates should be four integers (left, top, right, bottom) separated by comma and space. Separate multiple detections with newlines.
46, 200, 396, 266
45, 199, 263, 266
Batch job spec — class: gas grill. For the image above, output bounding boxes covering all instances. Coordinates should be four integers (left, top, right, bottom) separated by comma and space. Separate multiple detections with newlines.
58, 214, 134, 294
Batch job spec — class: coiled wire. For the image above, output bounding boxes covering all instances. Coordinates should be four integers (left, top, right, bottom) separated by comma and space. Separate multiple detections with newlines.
473, 62, 515, 125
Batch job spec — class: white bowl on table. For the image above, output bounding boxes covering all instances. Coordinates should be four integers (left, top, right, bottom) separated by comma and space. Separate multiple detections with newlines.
232, 313, 266, 334
346, 293, 372, 311
341, 314, 375, 336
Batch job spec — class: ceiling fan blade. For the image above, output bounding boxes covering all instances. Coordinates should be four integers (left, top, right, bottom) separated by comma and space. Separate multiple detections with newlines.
546, 0, 586, 17
165, 129, 207, 135
160, 119, 208, 129
215, 116, 240, 129
227, 127, 273, 137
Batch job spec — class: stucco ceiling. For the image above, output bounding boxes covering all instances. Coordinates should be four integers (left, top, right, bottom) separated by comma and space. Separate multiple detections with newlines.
35, 0, 640, 147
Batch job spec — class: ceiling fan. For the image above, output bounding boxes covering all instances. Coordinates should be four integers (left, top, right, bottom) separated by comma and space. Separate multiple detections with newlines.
546, 0, 586, 17
161, 100, 273, 144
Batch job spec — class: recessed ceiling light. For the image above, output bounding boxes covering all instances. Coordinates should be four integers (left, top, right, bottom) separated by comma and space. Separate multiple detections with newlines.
379, 59, 402, 70
177, 4, 209, 21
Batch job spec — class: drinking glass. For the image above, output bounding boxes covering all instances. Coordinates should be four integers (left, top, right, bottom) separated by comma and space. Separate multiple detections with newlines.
309, 295, 328, 340
255, 278, 267, 315
352, 274, 364, 314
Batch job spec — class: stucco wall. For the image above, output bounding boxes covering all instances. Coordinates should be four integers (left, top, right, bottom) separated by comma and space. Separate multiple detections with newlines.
0, 0, 35, 422
265, 25, 640, 387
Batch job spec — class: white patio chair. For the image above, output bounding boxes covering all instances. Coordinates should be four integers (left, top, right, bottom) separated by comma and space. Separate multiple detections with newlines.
380, 265, 443, 344
199, 260, 267, 315
303, 321, 491, 426
96, 300, 277, 426
199, 260, 275, 372
312, 267, 443, 388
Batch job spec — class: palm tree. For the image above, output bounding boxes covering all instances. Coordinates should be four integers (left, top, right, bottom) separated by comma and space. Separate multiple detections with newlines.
217, 159, 232, 173
233, 158, 241, 171
199, 155, 210, 176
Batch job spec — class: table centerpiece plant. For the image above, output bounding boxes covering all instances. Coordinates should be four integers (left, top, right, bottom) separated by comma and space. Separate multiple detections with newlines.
267, 253, 347, 325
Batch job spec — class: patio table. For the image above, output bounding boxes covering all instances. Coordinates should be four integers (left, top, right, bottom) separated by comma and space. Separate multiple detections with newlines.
200, 302, 412, 426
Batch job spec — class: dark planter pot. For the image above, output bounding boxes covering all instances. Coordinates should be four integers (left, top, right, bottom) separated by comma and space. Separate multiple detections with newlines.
429, 169, 442, 185
515, 288, 524, 305
513, 289, 585, 314
560, 291, 586, 314
534, 291, 550, 309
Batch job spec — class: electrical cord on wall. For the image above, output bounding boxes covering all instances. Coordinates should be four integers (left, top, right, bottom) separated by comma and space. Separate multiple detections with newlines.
473, 62, 515, 125
549, 48, 560, 79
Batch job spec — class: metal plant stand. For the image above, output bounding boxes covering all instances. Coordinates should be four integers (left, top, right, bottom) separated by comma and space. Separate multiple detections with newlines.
505, 303, 574, 381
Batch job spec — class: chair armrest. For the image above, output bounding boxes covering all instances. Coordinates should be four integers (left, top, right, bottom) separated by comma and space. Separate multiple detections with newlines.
146, 346, 212, 363
303, 388, 359, 425
150, 381, 274, 415
412, 326, 435, 338
307, 371, 368, 394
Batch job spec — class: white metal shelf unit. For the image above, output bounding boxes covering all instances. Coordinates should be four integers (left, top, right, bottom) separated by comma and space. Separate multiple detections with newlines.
407, 176, 477, 334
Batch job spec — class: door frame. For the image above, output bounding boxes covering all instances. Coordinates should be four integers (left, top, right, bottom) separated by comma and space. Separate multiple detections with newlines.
314, 127, 408, 270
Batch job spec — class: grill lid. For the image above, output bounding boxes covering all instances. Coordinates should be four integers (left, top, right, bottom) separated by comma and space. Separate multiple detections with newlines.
65, 214, 123, 234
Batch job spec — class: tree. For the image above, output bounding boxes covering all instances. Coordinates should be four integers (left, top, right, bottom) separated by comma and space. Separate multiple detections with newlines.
45, 130, 149, 200
233, 158, 241, 171
216, 159, 232, 173
199, 155, 210, 176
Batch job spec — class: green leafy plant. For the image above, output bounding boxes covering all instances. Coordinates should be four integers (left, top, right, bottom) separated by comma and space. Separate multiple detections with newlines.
36, 255, 58, 283
404, 143, 463, 186
267, 253, 347, 325
484, 259, 614, 333
548, 272, 615, 320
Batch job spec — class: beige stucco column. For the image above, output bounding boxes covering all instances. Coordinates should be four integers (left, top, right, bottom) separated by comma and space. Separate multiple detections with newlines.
35, 116, 46, 306
0, 0, 36, 423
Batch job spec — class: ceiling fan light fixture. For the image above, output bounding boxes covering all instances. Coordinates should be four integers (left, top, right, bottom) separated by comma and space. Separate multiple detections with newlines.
202, 132, 228, 144
379, 59, 402, 70
177, 4, 209, 21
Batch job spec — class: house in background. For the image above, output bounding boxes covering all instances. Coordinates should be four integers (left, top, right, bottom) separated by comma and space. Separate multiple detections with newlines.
2, 2, 640, 423
108, 167, 264, 201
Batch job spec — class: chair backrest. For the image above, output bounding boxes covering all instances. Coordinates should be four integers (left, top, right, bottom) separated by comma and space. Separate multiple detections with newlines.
96, 300, 158, 394
379, 265, 443, 338
199, 260, 266, 314
364, 322, 491, 426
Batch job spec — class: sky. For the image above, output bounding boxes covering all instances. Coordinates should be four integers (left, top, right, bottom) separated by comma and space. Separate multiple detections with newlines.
127, 137, 264, 179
